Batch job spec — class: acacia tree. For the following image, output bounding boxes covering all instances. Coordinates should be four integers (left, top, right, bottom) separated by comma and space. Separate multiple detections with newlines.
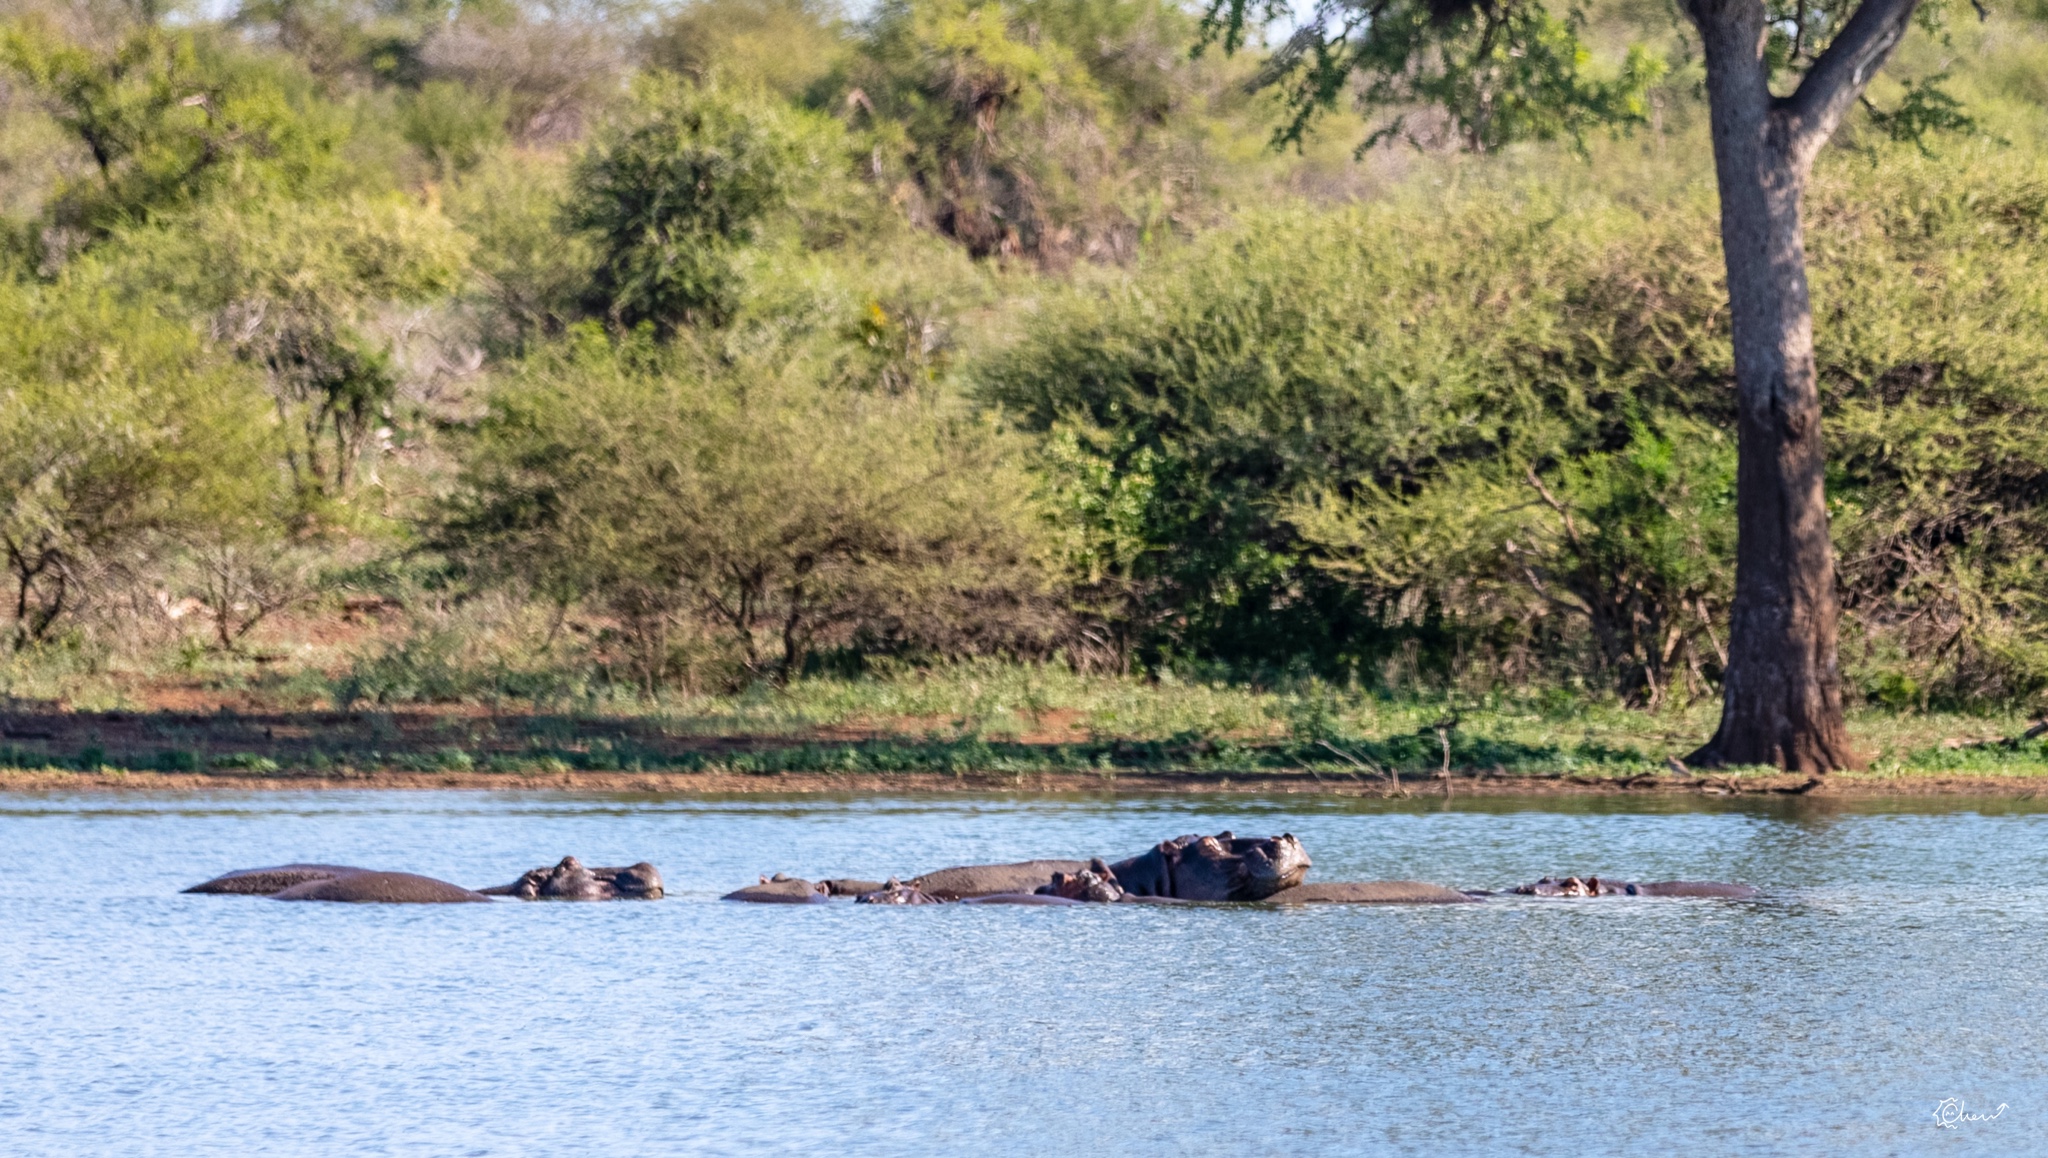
1203, 0, 1942, 770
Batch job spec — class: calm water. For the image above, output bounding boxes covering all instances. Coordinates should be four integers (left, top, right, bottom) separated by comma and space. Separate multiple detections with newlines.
1, 791, 2042, 1157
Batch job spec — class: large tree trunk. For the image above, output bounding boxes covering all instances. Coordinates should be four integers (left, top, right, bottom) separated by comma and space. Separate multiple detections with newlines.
1681, 0, 1920, 770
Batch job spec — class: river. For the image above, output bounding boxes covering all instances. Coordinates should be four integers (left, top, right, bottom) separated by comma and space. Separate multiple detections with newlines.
1, 791, 2040, 1156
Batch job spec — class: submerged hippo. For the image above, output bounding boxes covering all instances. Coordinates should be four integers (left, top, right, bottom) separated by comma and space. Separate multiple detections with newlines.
721, 874, 833, 903
854, 878, 946, 904
480, 857, 665, 901
1105, 832, 1310, 901
271, 871, 491, 903
1036, 859, 1125, 902
1263, 881, 1481, 904
1509, 876, 1759, 898
907, 859, 1090, 900
183, 864, 370, 895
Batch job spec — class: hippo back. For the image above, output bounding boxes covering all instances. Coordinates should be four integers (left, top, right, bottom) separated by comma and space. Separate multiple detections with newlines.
183, 864, 369, 895
723, 877, 833, 903
270, 871, 490, 903
911, 860, 1088, 900
1262, 882, 1480, 904
1630, 880, 1759, 898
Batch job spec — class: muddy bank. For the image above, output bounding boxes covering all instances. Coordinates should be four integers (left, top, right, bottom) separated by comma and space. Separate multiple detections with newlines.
3, 767, 2042, 797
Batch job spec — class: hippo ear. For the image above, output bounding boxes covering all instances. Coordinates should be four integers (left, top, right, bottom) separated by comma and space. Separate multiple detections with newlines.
759, 875, 770, 885
1088, 857, 1110, 875
1217, 830, 1234, 842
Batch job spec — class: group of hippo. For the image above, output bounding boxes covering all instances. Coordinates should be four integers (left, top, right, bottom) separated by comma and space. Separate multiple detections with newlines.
181, 831, 1757, 906
718, 830, 1759, 906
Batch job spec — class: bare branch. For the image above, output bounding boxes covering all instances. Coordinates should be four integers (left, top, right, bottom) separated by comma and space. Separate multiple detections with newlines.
1782, 0, 1923, 158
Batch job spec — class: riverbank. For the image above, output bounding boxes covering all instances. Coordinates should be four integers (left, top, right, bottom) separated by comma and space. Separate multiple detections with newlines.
6, 765, 2044, 797
7, 661, 2048, 795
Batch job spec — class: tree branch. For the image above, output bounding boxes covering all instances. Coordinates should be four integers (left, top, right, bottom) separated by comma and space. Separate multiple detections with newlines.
1782, 0, 1923, 158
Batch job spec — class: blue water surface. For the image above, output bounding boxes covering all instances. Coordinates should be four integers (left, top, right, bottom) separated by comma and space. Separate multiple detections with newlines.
0, 790, 2041, 1157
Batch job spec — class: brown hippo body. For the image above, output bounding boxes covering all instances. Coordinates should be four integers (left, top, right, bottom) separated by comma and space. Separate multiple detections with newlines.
1036, 859, 1124, 902
722, 874, 833, 903
183, 864, 369, 895
910, 859, 1088, 900
855, 879, 945, 904
271, 871, 490, 903
480, 857, 664, 900
1264, 881, 1481, 904
1510, 876, 1758, 898
1106, 832, 1310, 901
823, 879, 888, 897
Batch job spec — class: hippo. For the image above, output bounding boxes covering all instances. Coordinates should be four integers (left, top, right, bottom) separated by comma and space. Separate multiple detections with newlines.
1036, 859, 1125, 903
960, 892, 1083, 905
854, 878, 946, 904
722, 874, 833, 903
1263, 881, 1481, 904
908, 859, 1090, 900
1105, 832, 1310, 901
823, 879, 888, 897
480, 857, 664, 901
1509, 876, 1758, 898
183, 864, 369, 895
270, 871, 491, 903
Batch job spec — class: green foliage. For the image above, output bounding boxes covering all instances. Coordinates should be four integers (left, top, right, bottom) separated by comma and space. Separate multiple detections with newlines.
1204, 0, 1663, 154
839, 0, 1228, 263
644, 0, 847, 99
102, 191, 471, 502
437, 326, 1053, 690
445, 150, 597, 349
0, 280, 280, 646
398, 79, 506, 175
985, 141, 2048, 706
568, 77, 847, 332
0, 20, 348, 247
980, 184, 1732, 684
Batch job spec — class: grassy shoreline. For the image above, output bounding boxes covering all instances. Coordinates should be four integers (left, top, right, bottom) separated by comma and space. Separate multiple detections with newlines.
7, 658, 2048, 794
5, 767, 2045, 797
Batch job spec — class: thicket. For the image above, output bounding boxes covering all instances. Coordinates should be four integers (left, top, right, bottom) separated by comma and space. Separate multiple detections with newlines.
1, 0, 2046, 719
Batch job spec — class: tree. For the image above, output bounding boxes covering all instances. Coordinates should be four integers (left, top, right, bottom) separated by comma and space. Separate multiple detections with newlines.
0, 281, 280, 648
567, 78, 844, 334
107, 193, 471, 505
0, 18, 347, 252
1203, 0, 1949, 770
437, 328, 1051, 690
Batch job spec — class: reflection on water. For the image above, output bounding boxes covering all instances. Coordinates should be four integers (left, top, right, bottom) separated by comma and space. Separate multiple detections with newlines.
1, 791, 2042, 1157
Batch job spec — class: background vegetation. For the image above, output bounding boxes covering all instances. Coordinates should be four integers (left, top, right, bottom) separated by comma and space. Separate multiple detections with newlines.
4, 0, 2048, 772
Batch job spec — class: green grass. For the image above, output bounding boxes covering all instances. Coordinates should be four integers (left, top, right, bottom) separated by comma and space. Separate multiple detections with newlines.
7, 645, 2048, 780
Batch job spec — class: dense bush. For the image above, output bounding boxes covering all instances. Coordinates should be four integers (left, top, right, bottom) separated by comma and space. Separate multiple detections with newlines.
984, 144, 2048, 706
435, 327, 1055, 690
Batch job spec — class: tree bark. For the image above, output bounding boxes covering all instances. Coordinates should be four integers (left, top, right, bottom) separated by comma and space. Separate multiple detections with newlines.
1681, 0, 1919, 770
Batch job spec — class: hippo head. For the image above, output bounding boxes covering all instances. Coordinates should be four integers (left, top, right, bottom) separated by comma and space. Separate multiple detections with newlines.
1513, 875, 1628, 897
480, 857, 665, 900
1108, 831, 1310, 901
855, 878, 946, 904
603, 862, 665, 900
1038, 858, 1125, 903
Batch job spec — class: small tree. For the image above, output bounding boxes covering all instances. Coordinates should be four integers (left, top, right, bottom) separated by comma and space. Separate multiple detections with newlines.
113, 193, 471, 504
1203, 0, 1954, 769
0, 282, 279, 648
567, 78, 842, 333
438, 328, 1050, 689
